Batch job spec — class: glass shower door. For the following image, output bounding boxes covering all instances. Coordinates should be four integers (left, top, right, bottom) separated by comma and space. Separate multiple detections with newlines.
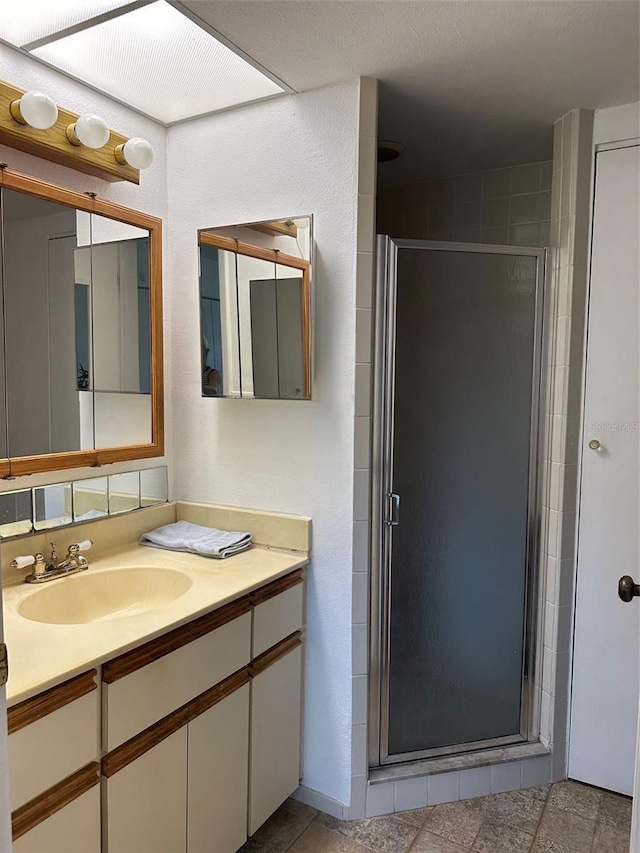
375, 239, 544, 764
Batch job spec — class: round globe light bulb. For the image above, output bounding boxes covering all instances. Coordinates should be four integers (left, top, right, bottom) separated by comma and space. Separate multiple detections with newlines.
11, 91, 58, 129
118, 137, 154, 170
73, 113, 110, 149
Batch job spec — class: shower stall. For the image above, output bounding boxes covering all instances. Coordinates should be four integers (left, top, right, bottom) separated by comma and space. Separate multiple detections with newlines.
369, 238, 546, 767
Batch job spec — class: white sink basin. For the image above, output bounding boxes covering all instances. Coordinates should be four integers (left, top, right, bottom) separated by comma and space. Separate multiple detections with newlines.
18, 567, 193, 625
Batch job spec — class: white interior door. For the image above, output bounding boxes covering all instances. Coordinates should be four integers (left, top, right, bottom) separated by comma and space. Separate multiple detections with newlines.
632, 691, 640, 851
569, 143, 640, 795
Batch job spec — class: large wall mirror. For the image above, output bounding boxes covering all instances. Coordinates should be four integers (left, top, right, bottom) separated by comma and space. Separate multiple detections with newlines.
198, 217, 312, 399
0, 170, 163, 477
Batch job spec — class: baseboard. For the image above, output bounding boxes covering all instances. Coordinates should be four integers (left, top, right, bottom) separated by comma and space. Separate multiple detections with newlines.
291, 785, 349, 819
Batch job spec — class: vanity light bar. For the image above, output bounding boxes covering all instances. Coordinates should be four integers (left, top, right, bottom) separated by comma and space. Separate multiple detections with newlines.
0, 80, 152, 184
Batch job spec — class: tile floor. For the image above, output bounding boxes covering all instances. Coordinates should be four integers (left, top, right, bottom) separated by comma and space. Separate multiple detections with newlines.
240, 781, 631, 853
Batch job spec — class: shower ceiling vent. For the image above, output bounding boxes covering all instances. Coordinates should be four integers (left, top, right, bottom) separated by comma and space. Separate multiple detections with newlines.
378, 140, 404, 163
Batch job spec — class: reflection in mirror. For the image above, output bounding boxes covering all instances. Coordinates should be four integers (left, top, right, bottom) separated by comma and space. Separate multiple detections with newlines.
1, 189, 91, 457
33, 483, 72, 530
140, 466, 168, 507
0, 489, 33, 538
109, 471, 140, 515
0, 245, 6, 461
0, 188, 156, 465
247, 262, 306, 399
236, 253, 276, 397
73, 476, 108, 522
89, 214, 152, 449
200, 246, 239, 397
198, 216, 312, 399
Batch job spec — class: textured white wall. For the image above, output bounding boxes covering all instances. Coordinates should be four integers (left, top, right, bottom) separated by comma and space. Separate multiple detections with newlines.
0, 46, 363, 804
0, 44, 170, 493
167, 81, 361, 804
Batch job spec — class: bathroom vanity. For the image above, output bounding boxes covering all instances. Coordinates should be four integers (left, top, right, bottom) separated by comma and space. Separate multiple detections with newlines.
4, 537, 307, 853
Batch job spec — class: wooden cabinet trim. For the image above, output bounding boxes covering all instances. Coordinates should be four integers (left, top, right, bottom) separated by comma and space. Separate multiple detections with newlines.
8, 670, 97, 735
198, 232, 310, 273
249, 632, 302, 678
250, 570, 304, 606
0, 167, 164, 478
11, 762, 100, 841
102, 667, 250, 777
102, 597, 251, 683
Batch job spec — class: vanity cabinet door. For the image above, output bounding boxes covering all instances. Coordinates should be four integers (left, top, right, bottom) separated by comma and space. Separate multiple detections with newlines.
8, 670, 99, 811
249, 637, 303, 836
105, 728, 188, 853
13, 785, 101, 853
187, 683, 250, 853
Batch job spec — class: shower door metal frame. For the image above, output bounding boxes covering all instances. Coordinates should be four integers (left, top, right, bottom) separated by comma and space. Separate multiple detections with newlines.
369, 237, 548, 768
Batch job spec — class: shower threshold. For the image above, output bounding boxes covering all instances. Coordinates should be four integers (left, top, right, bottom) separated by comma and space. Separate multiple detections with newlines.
369, 741, 550, 786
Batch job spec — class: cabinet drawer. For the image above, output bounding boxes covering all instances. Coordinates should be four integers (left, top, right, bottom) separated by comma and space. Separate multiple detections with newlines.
8, 671, 99, 811
13, 783, 101, 853
103, 603, 251, 750
252, 571, 304, 658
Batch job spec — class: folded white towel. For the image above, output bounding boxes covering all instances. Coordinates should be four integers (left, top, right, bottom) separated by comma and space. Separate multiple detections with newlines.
140, 520, 252, 559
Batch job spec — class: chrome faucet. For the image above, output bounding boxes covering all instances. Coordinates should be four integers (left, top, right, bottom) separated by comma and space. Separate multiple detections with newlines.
12, 539, 93, 584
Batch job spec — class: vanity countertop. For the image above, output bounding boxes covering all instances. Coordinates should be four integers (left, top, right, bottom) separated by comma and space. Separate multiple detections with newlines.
2, 542, 308, 707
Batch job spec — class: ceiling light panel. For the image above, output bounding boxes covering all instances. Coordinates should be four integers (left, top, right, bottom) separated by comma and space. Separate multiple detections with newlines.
0, 0, 135, 47
32, 1, 285, 123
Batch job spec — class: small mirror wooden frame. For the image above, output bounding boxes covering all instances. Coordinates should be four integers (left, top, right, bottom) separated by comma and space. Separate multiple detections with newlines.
198, 232, 311, 399
0, 168, 163, 478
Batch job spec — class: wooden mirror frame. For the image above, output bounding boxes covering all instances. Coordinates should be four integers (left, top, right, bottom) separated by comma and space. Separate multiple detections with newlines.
198, 231, 311, 399
0, 168, 163, 478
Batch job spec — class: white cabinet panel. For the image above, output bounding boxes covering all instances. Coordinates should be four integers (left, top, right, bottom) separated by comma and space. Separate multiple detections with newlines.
187, 684, 249, 853
252, 584, 303, 658
106, 729, 187, 853
13, 785, 100, 853
105, 613, 251, 750
249, 646, 302, 835
9, 691, 99, 811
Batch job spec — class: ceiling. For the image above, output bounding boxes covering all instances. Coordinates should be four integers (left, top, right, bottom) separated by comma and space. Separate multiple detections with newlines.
0, 1, 287, 123
182, 0, 640, 186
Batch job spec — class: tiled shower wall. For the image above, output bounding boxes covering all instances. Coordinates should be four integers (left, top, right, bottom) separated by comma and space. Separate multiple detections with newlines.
537, 109, 594, 776
342, 110, 595, 820
376, 160, 553, 247
350, 76, 378, 821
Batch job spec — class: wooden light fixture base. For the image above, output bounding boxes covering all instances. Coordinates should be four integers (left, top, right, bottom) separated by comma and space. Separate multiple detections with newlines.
0, 81, 140, 184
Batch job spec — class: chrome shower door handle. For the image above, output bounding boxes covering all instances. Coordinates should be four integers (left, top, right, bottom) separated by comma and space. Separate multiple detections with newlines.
386, 493, 401, 526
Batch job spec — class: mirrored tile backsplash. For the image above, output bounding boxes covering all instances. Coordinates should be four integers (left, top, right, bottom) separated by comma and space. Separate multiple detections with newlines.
0, 466, 168, 539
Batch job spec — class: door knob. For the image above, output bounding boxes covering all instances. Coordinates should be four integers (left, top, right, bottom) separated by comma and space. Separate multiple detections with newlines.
618, 575, 640, 603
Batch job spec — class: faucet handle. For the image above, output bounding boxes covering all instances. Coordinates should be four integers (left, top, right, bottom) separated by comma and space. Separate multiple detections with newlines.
12, 553, 47, 577
68, 539, 93, 555
11, 554, 36, 569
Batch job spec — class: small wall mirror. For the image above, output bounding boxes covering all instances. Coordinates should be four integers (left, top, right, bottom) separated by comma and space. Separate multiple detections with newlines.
198, 217, 312, 399
0, 169, 163, 478
109, 471, 140, 515
0, 489, 32, 538
73, 476, 108, 522
33, 483, 72, 531
0, 465, 168, 539
140, 466, 169, 507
